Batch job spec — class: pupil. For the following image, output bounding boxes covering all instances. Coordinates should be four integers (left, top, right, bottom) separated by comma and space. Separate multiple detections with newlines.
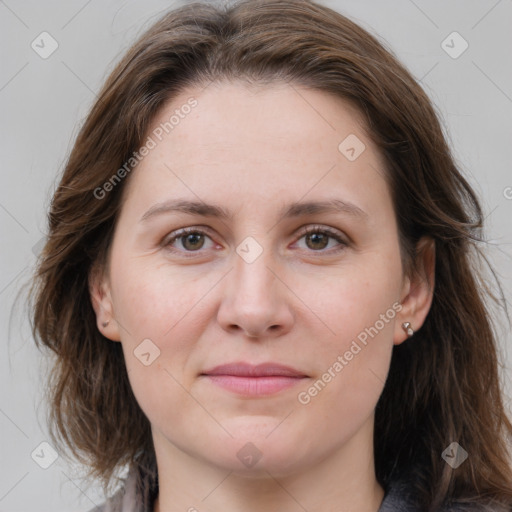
184, 233, 203, 250
181, 232, 329, 251
308, 233, 328, 250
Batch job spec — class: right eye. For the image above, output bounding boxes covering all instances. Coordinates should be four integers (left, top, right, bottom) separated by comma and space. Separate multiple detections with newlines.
163, 226, 218, 256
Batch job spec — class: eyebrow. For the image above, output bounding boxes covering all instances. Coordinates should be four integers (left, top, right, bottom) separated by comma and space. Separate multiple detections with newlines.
139, 198, 368, 223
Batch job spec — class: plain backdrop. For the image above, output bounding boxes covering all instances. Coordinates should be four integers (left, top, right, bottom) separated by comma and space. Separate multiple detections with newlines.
1, 0, 511, 510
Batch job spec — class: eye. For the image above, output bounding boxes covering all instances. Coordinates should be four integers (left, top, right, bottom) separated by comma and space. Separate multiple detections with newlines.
162, 224, 348, 258
294, 225, 348, 253
163, 227, 217, 256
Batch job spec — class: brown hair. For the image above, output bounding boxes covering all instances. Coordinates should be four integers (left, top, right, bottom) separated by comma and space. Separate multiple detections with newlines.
27, 0, 512, 509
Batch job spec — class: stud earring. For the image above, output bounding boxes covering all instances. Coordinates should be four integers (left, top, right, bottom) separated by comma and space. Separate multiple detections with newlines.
402, 322, 414, 337
102, 320, 109, 327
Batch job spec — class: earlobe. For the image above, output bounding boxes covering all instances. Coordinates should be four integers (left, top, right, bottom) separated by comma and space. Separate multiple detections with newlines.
401, 322, 414, 337
394, 236, 436, 345
88, 265, 121, 342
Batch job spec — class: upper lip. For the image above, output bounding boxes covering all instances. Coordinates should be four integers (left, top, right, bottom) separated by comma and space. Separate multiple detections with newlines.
201, 362, 308, 378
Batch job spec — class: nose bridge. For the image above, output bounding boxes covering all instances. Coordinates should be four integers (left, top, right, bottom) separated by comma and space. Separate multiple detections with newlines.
216, 233, 293, 338
232, 236, 278, 306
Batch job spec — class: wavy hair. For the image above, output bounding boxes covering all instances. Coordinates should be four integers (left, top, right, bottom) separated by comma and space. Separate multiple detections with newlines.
27, 0, 512, 509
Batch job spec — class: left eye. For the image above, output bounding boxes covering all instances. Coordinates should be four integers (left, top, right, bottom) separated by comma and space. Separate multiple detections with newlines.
163, 226, 347, 256
295, 226, 347, 252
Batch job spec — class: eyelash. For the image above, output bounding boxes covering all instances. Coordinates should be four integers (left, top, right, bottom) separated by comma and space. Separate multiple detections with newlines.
162, 225, 348, 258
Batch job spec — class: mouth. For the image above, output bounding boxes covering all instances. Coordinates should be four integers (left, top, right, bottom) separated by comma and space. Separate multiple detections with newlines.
200, 362, 309, 396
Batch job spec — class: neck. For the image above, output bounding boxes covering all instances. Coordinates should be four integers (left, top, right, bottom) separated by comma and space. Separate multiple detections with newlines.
152, 418, 385, 512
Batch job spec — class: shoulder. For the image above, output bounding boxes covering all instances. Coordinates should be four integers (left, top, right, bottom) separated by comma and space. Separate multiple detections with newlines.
377, 474, 423, 512
377, 474, 511, 512
86, 469, 143, 512
438, 504, 512, 512
438, 502, 512, 512
87, 488, 125, 512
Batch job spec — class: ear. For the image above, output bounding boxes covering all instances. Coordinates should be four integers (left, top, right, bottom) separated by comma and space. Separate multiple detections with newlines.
88, 262, 121, 342
394, 236, 435, 345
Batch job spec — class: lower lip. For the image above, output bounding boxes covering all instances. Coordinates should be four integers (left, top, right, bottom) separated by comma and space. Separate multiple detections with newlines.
203, 375, 307, 396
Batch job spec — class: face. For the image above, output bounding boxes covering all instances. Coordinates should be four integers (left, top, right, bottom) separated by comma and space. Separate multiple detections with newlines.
91, 81, 432, 477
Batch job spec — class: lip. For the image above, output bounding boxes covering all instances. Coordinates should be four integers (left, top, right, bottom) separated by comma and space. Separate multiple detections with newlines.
200, 362, 308, 396
202, 362, 307, 378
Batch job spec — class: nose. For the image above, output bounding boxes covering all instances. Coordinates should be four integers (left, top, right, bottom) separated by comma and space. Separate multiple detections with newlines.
216, 243, 294, 339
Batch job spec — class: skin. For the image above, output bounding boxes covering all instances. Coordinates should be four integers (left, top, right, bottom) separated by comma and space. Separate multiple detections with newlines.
90, 81, 435, 512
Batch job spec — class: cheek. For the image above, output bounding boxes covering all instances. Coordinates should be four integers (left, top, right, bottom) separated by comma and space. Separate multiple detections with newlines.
123, 359, 194, 440
299, 259, 401, 409
294, 307, 394, 445
110, 259, 214, 414
111, 255, 213, 341
310, 259, 401, 346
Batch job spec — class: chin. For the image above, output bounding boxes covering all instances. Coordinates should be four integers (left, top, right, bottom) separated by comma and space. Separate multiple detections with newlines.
201, 424, 314, 477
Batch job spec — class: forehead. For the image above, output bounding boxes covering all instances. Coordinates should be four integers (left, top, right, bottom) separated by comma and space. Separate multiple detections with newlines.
150, 80, 370, 157
121, 80, 390, 221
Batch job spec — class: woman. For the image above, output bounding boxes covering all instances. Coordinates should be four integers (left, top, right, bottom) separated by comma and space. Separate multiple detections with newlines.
28, 0, 512, 510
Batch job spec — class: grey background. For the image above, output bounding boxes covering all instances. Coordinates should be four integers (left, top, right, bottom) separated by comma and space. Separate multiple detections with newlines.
1, 0, 511, 510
